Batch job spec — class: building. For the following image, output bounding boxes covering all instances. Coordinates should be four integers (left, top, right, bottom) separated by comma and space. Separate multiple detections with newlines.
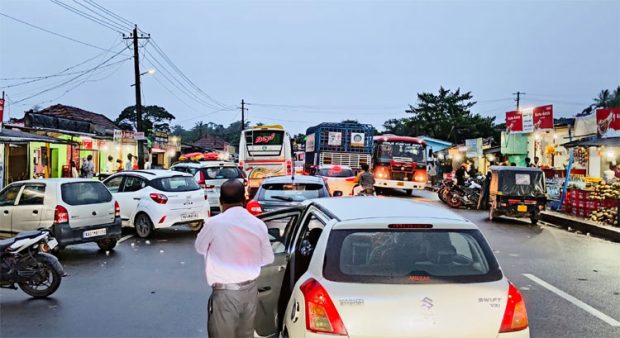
418, 136, 452, 153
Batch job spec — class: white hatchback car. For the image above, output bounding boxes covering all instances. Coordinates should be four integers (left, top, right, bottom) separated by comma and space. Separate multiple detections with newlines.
255, 198, 529, 338
102, 170, 210, 238
0, 179, 121, 251
314, 165, 357, 196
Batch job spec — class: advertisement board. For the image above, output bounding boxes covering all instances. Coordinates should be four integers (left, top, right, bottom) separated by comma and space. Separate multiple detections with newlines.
533, 105, 553, 131
305, 134, 315, 152
506, 111, 524, 133
465, 138, 482, 157
506, 105, 552, 134
328, 131, 342, 146
597, 108, 620, 138
351, 132, 365, 147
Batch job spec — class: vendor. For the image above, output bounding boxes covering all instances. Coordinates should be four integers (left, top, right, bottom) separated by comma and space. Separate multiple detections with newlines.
614, 164, 620, 178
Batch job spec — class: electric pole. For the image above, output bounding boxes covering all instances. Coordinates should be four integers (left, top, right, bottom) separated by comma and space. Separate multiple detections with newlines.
240, 99, 247, 132
124, 25, 150, 169
513, 91, 525, 111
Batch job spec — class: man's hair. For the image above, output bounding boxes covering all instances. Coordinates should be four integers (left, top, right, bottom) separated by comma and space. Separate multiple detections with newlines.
360, 163, 369, 171
525, 157, 531, 162
220, 179, 245, 205
108, 155, 113, 161
128, 153, 133, 160
87, 154, 93, 161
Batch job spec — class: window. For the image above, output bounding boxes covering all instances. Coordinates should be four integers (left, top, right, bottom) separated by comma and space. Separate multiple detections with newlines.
203, 167, 242, 180
171, 166, 197, 175
61, 182, 113, 206
151, 176, 200, 192
317, 168, 354, 177
0, 185, 22, 207
104, 176, 124, 193
123, 176, 146, 192
263, 214, 299, 254
18, 184, 45, 205
259, 183, 327, 202
324, 229, 502, 284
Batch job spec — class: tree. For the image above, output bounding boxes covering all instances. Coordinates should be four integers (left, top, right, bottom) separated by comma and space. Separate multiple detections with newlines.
594, 89, 613, 108
383, 87, 498, 143
115, 105, 175, 136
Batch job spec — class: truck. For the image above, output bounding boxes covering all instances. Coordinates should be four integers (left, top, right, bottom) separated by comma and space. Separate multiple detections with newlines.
304, 122, 374, 174
372, 134, 428, 194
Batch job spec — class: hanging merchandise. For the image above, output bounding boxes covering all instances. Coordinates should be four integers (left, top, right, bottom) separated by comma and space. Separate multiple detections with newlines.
573, 147, 589, 167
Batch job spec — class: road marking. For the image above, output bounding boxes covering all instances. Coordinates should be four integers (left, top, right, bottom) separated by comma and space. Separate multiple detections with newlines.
118, 234, 134, 244
523, 273, 620, 327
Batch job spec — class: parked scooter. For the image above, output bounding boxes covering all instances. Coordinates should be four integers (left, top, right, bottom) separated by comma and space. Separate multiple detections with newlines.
437, 178, 454, 203
446, 177, 483, 209
0, 230, 64, 298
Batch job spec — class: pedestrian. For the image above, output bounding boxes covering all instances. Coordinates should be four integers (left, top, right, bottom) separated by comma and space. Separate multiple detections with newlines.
116, 159, 124, 172
533, 156, 540, 168
70, 160, 79, 178
106, 155, 115, 173
455, 163, 468, 186
428, 161, 437, 186
144, 157, 152, 169
125, 154, 133, 171
195, 180, 274, 338
83, 154, 95, 178
525, 157, 532, 167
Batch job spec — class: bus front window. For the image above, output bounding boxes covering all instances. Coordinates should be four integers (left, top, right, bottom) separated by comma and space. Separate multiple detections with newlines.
378, 142, 425, 164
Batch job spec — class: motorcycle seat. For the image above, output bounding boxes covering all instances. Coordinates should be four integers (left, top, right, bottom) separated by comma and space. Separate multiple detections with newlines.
0, 238, 16, 251
15, 230, 43, 240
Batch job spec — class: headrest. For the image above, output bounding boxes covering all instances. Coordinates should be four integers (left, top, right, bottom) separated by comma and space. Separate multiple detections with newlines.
427, 244, 457, 265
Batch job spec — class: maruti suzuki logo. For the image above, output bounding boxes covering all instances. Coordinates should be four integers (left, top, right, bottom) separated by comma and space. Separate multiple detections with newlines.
421, 297, 433, 310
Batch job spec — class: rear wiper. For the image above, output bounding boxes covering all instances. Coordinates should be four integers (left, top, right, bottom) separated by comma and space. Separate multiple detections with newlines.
271, 195, 294, 202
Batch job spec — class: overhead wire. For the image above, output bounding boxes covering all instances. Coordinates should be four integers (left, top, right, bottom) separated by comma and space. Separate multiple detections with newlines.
84, 0, 135, 28
48, 0, 126, 33
72, 0, 133, 31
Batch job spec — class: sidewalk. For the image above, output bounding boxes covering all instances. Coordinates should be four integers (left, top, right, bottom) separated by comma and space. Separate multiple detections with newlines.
541, 210, 620, 243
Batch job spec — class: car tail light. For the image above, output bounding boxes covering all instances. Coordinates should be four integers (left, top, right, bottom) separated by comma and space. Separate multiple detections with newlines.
345, 177, 356, 182
205, 184, 216, 189
150, 193, 168, 204
286, 160, 292, 175
159, 216, 166, 224
197, 170, 206, 188
239, 161, 244, 168
300, 278, 347, 335
499, 282, 529, 333
54, 205, 69, 224
114, 201, 121, 218
246, 200, 263, 216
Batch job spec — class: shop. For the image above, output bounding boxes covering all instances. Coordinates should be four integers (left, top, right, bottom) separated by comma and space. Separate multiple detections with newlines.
149, 132, 180, 169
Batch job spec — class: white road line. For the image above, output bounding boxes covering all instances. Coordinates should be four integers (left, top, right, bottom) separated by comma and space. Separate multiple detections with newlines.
523, 273, 620, 327
117, 234, 134, 244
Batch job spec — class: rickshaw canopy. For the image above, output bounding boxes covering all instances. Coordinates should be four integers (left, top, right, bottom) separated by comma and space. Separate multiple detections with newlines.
489, 166, 545, 197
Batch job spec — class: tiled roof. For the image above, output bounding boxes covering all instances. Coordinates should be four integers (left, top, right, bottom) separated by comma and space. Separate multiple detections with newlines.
36, 104, 119, 131
191, 134, 229, 150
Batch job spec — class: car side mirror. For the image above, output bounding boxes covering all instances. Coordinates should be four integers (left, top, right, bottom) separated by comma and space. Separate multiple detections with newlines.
333, 191, 343, 197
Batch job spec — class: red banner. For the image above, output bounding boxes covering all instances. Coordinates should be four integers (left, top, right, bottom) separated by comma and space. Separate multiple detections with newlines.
0, 98, 4, 122
533, 105, 553, 131
597, 108, 620, 138
506, 111, 523, 133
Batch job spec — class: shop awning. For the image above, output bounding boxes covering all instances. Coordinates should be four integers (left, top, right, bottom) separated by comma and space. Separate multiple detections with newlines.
562, 136, 620, 148
0, 128, 77, 144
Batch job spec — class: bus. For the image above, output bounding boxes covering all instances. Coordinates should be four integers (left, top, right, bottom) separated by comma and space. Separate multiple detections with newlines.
239, 125, 293, 196
372, 135, 428, 194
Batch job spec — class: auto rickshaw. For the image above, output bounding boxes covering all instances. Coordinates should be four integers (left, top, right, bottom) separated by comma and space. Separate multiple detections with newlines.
488, 166, 546, 224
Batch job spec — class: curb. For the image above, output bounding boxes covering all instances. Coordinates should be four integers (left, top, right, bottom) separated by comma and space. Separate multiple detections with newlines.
540, 211, 620, 243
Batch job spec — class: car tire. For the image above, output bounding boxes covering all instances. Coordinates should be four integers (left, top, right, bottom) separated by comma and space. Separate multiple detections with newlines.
134, 213, 154, 238
404, 189, 413, 196
96, 238, 118, 251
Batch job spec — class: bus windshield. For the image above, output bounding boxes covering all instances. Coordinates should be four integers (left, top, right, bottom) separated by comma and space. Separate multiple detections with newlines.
377, 142, 425, 163
244, 130, 285, 156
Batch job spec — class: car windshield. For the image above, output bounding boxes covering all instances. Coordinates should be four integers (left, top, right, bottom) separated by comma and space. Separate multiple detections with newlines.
171, 166, 198, 175
324, 229, 502, 284
259, 183, 326, 202
203, 167, 241, 180
61, 182, 112, 206
151, 176, 200, 192
377, 142, 425, 163
317, 167, 354, 177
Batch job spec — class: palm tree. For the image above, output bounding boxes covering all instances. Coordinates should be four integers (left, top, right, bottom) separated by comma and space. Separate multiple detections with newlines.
594, 89, 612, 108
610, 86, 620, 108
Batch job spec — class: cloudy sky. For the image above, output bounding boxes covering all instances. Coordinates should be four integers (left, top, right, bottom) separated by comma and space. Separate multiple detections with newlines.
1, 0, 619, 134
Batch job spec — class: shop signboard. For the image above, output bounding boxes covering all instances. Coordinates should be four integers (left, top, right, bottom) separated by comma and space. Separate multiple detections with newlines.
351, 132, 365, 147
305, 134, 315, 152
81, 137, 93, 150
0, 97, 4, 123
328, 131, 342, 146
465, 138, 482, 158
597, 108, 620, 138
533, 105, 553, 131
133, 132, 146, 141
113, 129, 122, 143
507, 105, 552, 134
506, 111, 524, 133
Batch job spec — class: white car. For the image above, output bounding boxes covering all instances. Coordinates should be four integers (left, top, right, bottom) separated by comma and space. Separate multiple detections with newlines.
102, 170, 210, 238
170, 161, 245, 214
0, 179, 121, 251
255, 198, 529, 338
314, 165, 357, 196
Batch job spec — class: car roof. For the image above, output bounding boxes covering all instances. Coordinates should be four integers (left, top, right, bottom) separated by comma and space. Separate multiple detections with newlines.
111, 169, 192, 180
311, 197, 477, 228
490, 165, 543, 173
171, 161, 236, 168
7, 178, 103, 185
262, 175, 324, 184
318, 164, 353, 170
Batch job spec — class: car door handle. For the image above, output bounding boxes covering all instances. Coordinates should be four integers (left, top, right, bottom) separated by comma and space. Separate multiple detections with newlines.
32, 210, 38, 215
3, 210, 8, 215
258, 286, 271, 293
133, 197, 141, 200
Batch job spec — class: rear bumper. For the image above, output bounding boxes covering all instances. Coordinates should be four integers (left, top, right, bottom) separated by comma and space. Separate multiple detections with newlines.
375, 179, 425, 190
52, 217, 122, 246
151, 207, 209, 229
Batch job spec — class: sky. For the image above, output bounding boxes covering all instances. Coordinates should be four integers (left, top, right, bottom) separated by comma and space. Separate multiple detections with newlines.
1, 0, 619, 135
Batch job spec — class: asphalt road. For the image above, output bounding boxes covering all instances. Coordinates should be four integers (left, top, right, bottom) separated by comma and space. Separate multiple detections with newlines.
1, 191, 619, 338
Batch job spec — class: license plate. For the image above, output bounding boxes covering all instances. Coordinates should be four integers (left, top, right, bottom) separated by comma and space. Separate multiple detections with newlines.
83, 228, 106, 238
397, 182, 405, 187
181, 212, 198, 220
517, 205, 528, 212
47, 238, 58, 250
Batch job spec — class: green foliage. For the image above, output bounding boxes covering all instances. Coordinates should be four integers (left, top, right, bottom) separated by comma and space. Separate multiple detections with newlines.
115, 105, 175, 136
594, 86, 620, 108
383, 87, 498, 143
172, 120, 251, 146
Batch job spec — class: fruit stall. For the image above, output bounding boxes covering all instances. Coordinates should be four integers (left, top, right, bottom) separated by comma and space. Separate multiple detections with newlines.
563, 179, 619, 226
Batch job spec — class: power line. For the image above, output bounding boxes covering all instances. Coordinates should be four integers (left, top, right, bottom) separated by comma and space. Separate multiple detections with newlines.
0, 11, 126, 54
49, 0, 126, 33
75, 0, 133, 31
84, 0, 135, 28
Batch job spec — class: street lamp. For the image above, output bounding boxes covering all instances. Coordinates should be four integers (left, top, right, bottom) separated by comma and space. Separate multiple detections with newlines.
130, 69, 156, 87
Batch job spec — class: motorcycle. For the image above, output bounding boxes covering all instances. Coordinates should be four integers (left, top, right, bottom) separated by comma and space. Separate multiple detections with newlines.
355, 186, 376, 196
0, 230, 64, 298
437, 178, 454, 203
446, 178, 483, 209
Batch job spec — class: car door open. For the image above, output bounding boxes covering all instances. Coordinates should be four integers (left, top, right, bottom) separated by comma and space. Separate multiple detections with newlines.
254, 207, 304, 337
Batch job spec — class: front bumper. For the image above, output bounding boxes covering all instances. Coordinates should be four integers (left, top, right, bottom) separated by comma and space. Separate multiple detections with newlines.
52, 217, 122, 246
375, 179, 425, 190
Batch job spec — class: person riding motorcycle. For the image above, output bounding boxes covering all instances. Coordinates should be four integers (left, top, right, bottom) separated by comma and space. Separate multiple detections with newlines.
356, 163, 375, 195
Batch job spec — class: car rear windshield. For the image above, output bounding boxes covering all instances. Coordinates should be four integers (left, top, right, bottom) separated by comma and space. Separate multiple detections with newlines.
61, 182, 112, 206
259, 183, 326, 202
203, 167, 242, 180
171, 166, 198, 175
324, 229, 502, 284
318, 168, 354, 177
151, 176, 200, 192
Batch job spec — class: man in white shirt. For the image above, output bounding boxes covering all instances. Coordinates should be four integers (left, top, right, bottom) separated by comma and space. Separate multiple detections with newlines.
195, 179, 274, 338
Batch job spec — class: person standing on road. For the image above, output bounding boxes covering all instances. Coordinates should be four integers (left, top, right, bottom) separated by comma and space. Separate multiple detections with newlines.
125, 154, 133, 171
83, 155, 95, 178
356, 163, 376, 194
455, 163, 468, 187
195, 179, 274, 338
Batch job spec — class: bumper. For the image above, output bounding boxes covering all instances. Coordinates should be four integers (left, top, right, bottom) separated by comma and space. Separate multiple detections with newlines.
151, 207, 209, 229
375, 179, 425, 190
52, 217, 122, 246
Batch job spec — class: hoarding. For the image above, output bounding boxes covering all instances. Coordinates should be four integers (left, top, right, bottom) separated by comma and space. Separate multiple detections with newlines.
597, 108, 620, 138
533, 105, 553, 131
351, 132, 365, 147
328, 131, 342, 146
305, 134, 315, 152
506, 105, 553, 133
465, 138, 482, 157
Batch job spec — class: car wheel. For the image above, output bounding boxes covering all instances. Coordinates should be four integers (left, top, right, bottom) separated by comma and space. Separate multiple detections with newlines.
134, 213, 154, 238
96, 238, 118, 251
404, 189, 413, 196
